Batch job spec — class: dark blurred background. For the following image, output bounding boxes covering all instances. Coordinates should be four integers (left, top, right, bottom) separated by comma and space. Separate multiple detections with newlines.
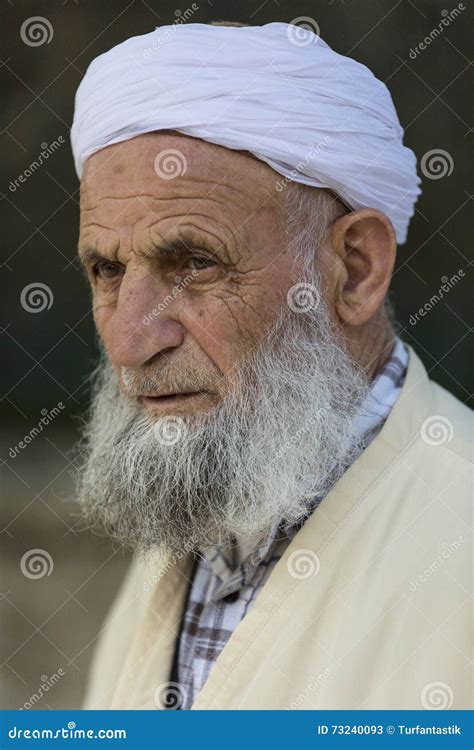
1, 0, 472, 709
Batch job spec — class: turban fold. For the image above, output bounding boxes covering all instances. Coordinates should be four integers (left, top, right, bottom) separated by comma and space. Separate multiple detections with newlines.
71, 22, 421, 244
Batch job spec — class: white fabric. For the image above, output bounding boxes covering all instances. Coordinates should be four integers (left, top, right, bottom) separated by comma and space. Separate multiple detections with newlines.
71, 22, 421, 244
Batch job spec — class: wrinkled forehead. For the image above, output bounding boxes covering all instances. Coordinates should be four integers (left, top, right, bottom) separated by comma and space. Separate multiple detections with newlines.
79, 131, 281, 209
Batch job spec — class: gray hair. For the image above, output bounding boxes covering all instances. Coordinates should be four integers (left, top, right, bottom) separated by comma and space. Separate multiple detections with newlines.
283, 182, 397, 325
282, 183, 347, 276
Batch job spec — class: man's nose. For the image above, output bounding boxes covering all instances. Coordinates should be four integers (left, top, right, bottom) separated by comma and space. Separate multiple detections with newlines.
103, 271, 185, 368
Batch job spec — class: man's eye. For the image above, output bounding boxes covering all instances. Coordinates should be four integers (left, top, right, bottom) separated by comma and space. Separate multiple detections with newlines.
187, 255, 216, 271
93, 261, 123, 280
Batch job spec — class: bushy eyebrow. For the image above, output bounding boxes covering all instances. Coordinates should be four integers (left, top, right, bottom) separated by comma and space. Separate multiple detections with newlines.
78, 231, 224, 271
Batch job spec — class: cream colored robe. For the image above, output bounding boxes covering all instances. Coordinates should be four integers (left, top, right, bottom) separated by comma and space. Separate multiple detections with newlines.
82, 347, 472, 710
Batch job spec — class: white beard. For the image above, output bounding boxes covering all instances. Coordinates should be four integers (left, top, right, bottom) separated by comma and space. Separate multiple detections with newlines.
75, 274, 370, 556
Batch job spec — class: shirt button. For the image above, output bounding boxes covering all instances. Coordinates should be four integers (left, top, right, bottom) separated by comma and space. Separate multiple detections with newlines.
222, 590, 240, 604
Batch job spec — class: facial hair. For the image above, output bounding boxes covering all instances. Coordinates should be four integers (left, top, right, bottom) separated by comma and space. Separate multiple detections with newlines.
75, 275, 370, 557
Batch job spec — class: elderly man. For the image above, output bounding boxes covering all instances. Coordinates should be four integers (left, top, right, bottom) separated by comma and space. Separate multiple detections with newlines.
71, 22, 471, 710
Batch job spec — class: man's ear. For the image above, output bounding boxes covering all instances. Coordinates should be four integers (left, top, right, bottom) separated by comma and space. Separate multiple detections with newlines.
329, 208, 396, 327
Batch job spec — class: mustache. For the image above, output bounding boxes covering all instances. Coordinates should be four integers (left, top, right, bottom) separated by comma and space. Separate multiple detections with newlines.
111, 307, 290, 402
120, 363, 222, 398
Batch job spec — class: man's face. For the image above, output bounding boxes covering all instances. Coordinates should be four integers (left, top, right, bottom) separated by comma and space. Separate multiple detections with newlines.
76, 134, 372, 554
78, 133, 296, 417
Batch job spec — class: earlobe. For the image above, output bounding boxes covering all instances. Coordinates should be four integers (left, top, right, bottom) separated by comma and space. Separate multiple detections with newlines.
331, 209, 396, 327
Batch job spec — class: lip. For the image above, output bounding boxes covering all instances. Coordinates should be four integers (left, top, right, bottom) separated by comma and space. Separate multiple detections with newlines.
140, 392, 206, 406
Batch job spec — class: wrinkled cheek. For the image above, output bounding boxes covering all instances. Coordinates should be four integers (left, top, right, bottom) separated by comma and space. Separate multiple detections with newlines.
91, 295, 121, 352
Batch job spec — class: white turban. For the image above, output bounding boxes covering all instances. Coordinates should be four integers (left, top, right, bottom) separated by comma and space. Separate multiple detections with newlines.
71, 22, 421, 244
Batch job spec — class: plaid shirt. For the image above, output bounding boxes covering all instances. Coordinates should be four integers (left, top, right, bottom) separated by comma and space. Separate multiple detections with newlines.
171, 339, 409, 709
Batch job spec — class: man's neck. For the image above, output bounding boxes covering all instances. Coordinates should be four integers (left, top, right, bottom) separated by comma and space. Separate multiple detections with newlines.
345, 315, 397, 381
